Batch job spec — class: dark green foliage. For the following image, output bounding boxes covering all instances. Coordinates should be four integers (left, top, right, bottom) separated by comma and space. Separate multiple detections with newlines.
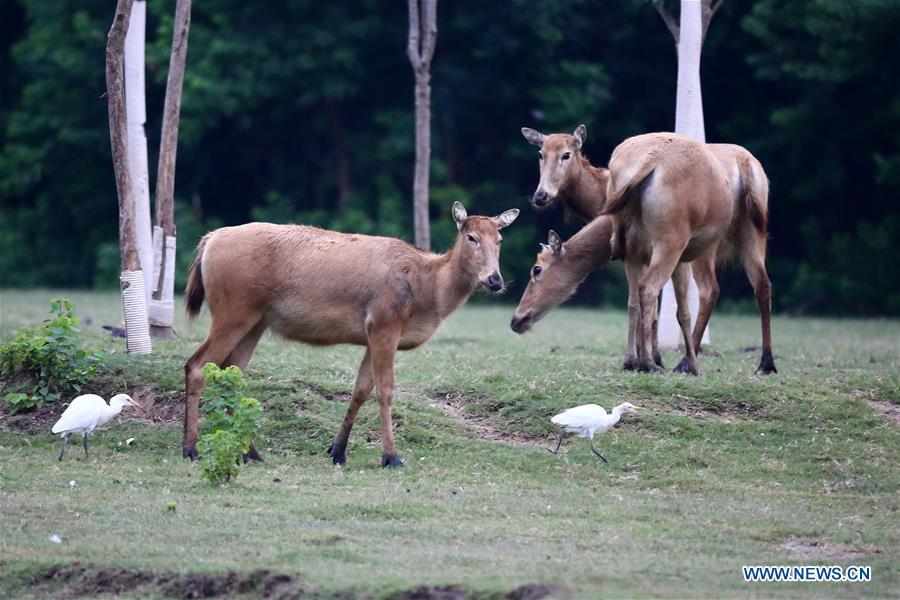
0, 0, 897, 314
0, 298, 104, 413
198, 363, 262, 484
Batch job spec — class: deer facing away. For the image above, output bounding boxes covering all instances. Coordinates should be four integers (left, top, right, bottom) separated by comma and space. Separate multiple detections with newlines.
183, 202, 519, 466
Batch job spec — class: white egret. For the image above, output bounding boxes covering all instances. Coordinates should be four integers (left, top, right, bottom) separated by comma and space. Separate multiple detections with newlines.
51, 394, 143, 460
549, 402, 641, 462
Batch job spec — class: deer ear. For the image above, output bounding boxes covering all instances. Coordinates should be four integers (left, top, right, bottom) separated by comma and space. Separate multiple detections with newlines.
452, 201, 468, 230
494, 208, 519, 229
521, 127, 546, 147
573, 124, 587, 149
548, 230, 564, 256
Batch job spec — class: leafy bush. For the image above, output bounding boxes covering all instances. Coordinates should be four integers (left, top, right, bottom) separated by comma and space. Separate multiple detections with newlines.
0, 298, 104, 413
198, 364, 262, 484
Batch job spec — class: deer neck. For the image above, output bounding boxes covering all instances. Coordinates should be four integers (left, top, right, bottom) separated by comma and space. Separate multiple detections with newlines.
562, 215, 614, 281
432, 237, 479, 318
563, 158, 609, 221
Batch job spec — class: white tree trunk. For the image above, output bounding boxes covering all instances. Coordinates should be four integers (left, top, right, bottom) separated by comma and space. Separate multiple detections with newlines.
658, 0, 711, 349
124, 0, 154, 312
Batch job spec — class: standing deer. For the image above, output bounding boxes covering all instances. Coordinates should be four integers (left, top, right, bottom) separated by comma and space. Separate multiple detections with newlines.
183, 202, 519, 466
511, 131, 776, 375
522, 125, 777, 373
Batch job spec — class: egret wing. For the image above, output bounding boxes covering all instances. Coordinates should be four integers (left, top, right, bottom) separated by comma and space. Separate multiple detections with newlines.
51, 394, 105, 434
550, 403, 607, 427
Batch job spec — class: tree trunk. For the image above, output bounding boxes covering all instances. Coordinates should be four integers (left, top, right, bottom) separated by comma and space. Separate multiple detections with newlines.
151, 0, 191, 340
657, 0, 712, 350
107, 0, 151, 355
324, 99, 353, 211
407, 0, 438, 251
412, 70, 432, 250
124, 0, 154, 315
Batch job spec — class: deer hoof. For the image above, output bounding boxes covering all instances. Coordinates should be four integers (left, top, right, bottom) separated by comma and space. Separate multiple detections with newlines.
653, 352, 665, 370
636, 360, 662, 373
182, 445, 198, 461
243, 445, 264, 463
673, 358, 700, 376
381, 453, 404, 468
328, 443, 347, 465
756, 351, 777, 374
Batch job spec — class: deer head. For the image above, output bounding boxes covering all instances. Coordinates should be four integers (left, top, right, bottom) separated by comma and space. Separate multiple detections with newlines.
510, 230, 588, 333
521, 124, 587, 209
452, 201, 519, 292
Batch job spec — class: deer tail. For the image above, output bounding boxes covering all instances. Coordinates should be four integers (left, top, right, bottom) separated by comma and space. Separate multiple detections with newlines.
602, 160, 656, 215
185, 233, 210, 323
741, 158, 770, 234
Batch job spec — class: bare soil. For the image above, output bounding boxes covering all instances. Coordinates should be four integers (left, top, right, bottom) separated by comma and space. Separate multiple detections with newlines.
430, 392, 545, 447
779, 538, 884, 559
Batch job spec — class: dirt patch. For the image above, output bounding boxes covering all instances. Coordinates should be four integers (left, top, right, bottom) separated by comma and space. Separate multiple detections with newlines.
129, 385, 184, 425
391, 585, 468, 600
666, 393, 762, 423
29, 563, 298, 598
294, 379, 351, 403
850, 390, 900, 425
779, 538, 884, 559
866, 399, 900, 425
504, 583, 567, 599
0, 399, 65, 434
430, 392, 544, 447
0, 385, 182, 433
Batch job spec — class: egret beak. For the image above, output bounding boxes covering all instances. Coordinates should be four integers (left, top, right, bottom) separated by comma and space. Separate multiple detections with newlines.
130, 399, 145, 411
633, 406, 643, 410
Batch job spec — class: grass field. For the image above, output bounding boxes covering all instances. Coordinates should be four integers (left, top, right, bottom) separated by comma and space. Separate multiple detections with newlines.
1, 289, 898, 598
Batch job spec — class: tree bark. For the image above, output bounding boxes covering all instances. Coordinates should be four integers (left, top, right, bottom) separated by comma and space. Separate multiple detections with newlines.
125, 0, 154, 312
407, 0, 438, 251
108, 0, 151, 354
324, 99, 352, 211
108, 0, 138, 272
151, 0, 191, 340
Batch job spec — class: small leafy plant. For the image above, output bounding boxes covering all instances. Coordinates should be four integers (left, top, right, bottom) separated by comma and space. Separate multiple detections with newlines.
0, 298, 105, 413
198, 363, 262, 484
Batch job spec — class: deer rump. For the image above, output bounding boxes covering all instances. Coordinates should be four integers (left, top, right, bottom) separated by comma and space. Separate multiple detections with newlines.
187, 222, 437, 350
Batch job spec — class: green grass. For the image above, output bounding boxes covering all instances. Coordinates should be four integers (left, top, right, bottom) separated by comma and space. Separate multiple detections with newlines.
1, 289, 898, 598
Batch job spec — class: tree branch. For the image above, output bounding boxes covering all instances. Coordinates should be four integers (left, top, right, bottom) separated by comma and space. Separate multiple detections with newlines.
653, 0, 679, 43
406, 0, 422, 71
420, 0, 438, 65
703, 0, 726, 41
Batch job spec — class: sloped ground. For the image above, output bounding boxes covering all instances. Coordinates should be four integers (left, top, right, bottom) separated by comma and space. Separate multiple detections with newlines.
1, 290, 898, 598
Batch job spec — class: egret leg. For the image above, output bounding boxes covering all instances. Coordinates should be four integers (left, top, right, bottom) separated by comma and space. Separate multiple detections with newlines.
58, 433, 71, 461
548, 431, 566, 454
590, 439, 609, 463
82, 433, 89, 460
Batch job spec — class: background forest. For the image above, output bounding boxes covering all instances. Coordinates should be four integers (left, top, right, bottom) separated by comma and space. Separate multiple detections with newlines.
1, 0, 898, 315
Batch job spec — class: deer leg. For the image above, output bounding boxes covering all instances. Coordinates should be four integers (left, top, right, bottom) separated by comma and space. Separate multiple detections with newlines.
740, 233, 777, 374
622, 258, 643, 371
222, 321, 268, 462
183, 318, 260, 460
58, 433, 71, 461
651, 299, 664, 370
689, 254, 720, 355
636, 243, 686, 373
368, 327, 402, 468
671, 263, 699, 375
328, 348, 374, 465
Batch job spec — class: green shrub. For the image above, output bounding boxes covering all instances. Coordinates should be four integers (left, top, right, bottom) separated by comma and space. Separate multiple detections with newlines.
198, 363, 262, 484
0, 298, 105, 413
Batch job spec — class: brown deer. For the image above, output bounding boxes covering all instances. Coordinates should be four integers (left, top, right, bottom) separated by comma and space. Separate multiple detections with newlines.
511, 131, 776, 375
182, 202, 519, 466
